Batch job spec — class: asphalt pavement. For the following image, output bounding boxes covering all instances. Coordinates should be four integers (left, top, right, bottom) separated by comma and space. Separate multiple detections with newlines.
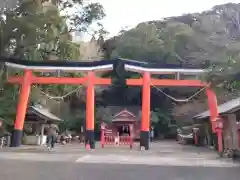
0, 141, 239, 180
0, 159, 240, 180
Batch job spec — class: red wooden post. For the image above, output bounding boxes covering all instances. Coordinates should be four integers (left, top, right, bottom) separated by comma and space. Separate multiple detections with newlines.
11, 70, 32, 147
101, 123, 105, 148
206, 88, 223, 154
206, 88, 219, 132
86, 71, 95, 149
141, 71, 151, 150
215, 119, 224, 154
129, 124, 133, 149
116, 132, 119, 146
238, 130, 240, 148
194, 134, 198, 145
193, 128, 199, 146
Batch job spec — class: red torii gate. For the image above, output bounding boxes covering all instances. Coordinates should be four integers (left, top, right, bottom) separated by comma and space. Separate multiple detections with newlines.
2, 58, 223, 152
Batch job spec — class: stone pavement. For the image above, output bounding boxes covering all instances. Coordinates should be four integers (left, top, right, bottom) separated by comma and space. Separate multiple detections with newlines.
0, 141, 239, 167
75, 154, 238, 167
1, 159, 240, 180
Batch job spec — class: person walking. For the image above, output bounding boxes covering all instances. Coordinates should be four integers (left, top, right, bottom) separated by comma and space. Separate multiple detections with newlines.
150, 126, 154, 142
46, 123, 59, 151
0, 120, 5, 148
0, 120, 4, 136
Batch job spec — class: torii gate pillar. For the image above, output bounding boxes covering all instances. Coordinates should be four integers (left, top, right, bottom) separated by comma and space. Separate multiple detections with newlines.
206, 88, 223, 154
140, 71, 151, 150
11, 70, 32, 147
85, 71, 95, 149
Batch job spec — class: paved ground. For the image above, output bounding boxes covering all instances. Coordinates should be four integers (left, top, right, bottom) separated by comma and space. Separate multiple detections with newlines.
0, 141, 239, 180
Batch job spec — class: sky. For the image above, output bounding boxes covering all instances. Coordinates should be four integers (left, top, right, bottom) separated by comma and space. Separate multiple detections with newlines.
77, 0, 240, 41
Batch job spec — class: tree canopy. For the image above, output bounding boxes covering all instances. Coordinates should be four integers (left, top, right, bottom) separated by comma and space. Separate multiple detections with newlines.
0, 0, 106, 127
103, 3, 240, 71
2, 1, 240, 132
101, 3, 240, 124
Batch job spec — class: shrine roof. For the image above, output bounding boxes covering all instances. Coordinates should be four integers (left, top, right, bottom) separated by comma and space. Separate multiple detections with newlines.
113, 109, 136, 118
106, 106, 140, 117
193, 97, 240, 120
26, 105, 63, 124
111, 109, 138, 123
0, 56, 206, 74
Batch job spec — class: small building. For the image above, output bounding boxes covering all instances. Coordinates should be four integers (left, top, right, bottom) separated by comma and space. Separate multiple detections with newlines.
23, 105, 63, 145
193, 98, 240, 155
102, 109, 141, 139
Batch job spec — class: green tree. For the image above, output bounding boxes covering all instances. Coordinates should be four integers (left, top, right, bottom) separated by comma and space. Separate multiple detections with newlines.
109, 23, 165, 62
0, 0, 106, 127
204, 55, 240, 93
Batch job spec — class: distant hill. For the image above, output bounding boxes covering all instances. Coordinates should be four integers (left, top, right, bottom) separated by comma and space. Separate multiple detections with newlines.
101, 3, 240, 122
102, 3, 240, 68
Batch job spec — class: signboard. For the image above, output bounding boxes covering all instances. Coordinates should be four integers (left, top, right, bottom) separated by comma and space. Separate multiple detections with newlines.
215, 121, 223, 129
105, 129, 113, 136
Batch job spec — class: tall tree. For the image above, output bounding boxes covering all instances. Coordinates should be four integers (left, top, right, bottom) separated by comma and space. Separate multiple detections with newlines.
0, 0, 106, 126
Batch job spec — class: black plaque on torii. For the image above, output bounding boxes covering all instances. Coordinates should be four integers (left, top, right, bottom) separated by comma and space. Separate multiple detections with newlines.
112, 59, 127, 87
112, 59, 128, 104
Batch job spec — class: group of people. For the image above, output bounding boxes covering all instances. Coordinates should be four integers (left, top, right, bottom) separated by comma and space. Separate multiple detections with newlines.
1, 120, 155, 150
0, 120, 6, 147
0, 120, 69, 151
0, 120, 11, 148
0, 120, 4, 138
46, 124, 74, 150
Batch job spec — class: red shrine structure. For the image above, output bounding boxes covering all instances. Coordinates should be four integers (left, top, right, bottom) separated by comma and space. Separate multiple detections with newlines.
102, 109, 141, 140
0, 57, 223, 153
